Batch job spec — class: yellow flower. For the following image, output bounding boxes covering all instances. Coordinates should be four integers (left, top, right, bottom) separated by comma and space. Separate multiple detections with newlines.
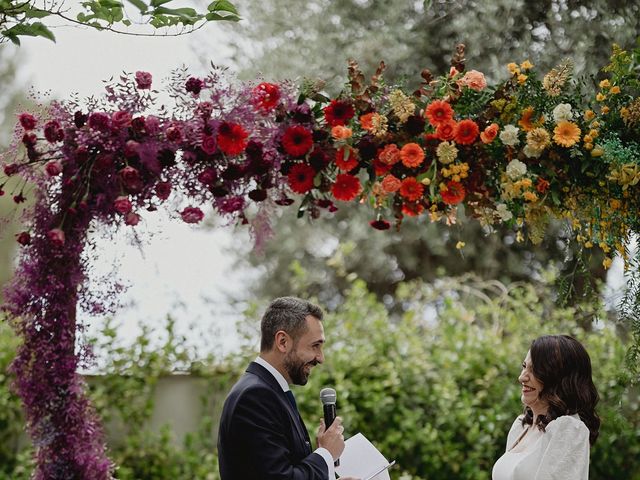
584, 110, 596, 121
610, 85, 621, 94
507, 63, 520, 75
583, 134, 593, 143
589, 129, 599, 138
599, 79, 611, 89
610, 199, 621, 210
602, 257, 613, 269
516, 231, 524, 243
596, 92, 606, 102
584, 241, 593, 248
591, 147, 604, 157
601, 106, 610, 114
584, 142, 593, 150
456, 241, 465, 249
520, 60, 534, 70
591, 121, 600, 128
553, 121, 581, 147
523, 191, 538, 202
517, 74, 528, 84
421, 177, 431, 186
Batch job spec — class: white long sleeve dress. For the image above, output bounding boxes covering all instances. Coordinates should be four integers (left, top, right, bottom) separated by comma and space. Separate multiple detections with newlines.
492, 414, 590, 480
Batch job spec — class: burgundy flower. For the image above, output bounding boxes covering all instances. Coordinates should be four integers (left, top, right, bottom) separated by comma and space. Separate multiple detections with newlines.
248, 189, 267, 202
74, 110, 87, 128
3, 163, 19, 176
18, 113, 37, 130
16, 231, 31, 245
135, 71, 153, 89
146, 115, 161, 134
131, 116, 146, 133
124, 140, 139, 158
185, 77, 204, 95
112, 110, 132, 129
119, 166, 142, 192
88, 112, 111, 131
196, 101, 214, 118
323, 100, 355, 126
44, 120, 64, 143
198, 168, 216, 185
47, 228, 65, 247
282, 125, 313, 157
181, 206, 205, 224
218, 196, 245, 214
13, 193, 26, 204
124, 212, 141, 226
155, 181, 172, 200
201, 135, 217, 154
22, 132, 37, 147
369, 219, 391, 230
45, 160, 63, 177
114, 195, 133, 214
166, 125, 182, 143
288, 163, 316, 194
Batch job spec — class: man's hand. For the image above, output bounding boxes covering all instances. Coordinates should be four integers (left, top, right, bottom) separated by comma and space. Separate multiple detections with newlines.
316, 416, 345, 461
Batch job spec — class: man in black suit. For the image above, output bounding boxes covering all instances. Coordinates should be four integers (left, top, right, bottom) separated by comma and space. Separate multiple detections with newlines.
217, 297, 357, 480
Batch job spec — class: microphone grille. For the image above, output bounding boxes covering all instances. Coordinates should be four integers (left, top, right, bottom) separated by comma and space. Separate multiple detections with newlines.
320, 387, 337, 404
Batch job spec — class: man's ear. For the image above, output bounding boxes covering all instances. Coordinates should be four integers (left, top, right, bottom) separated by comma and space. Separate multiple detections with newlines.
274, 330, 291, 353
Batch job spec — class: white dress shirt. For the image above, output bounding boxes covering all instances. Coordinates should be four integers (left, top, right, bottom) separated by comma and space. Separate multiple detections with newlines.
255, 356, 335, 480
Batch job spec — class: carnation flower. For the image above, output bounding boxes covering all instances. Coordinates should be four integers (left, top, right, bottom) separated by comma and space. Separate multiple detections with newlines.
495, 203, 513, 222
454, 119, 479, 145
114, 196, 133, 214
480, 123, 499, 144
217, 122, 249, 155
198, 168, 216, 185
526, 128, 551, 152
436, 141, 458, 164
425, 100, 454, 127
124, 212, 141, 226
378, 144, 401, 165
400, 143, 425, 168
458, 70, 487, 91
45, 160, 63, 177
112, 110, 132, 129
331, 125, 353, 140
135, 71, 153, 89
252, 82, 281, 112
506, 159, 527, 179
44, 120, 64, 143
369, 113, 388, 137
202, 135, 217, 155
335, 147, 359, 171
19, 113, 37, 130
499, 125, 520, 146
331, 173, 361, 201
185, 77, 204, 95
381, 174, 402, 193
288, 163, 316, 194
47, 228, 65, 247
436, 120, 457, 141
523, 145, 542, 158
88, 112, 111, 131
155, 181, 172, 200
282, 125, 313, 157
324, 100, 355, 126
553, 103, 573, 123
440, 180, 466, 205
181, 206, 205, 224
399, 177, 424, 201
553, 121, 581, 147
536, 177, 550, 193
120, 166, 142, 192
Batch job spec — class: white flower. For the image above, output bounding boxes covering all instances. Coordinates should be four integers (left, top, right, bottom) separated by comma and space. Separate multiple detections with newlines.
553, 103, 573, 123
506, 159, 527, 179
495, 203, 513, 222
524, 144, 543, 158
436, 141, 458, 164
499, 124, 520, 146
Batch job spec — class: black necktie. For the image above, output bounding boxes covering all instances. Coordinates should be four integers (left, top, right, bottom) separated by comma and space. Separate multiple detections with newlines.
285, 390, 298, 411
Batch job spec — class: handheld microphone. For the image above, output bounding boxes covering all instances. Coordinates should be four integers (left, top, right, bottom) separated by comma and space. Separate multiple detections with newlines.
319, 387, 339, 467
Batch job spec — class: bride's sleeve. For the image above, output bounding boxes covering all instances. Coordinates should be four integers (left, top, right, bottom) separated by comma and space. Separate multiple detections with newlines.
533, 416, 590, 480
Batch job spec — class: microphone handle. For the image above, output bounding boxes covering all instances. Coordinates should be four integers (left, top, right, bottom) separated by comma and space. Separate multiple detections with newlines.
323, 403, 340, 467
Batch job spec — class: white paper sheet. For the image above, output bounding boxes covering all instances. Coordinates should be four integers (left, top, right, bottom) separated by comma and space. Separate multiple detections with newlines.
335, 433, 394, 480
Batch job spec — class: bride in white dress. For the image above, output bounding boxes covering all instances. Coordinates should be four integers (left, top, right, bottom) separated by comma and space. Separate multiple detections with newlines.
492, 335, 600, 480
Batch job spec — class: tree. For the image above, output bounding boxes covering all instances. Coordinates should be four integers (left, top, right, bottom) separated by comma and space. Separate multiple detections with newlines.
0, 0, 240, 45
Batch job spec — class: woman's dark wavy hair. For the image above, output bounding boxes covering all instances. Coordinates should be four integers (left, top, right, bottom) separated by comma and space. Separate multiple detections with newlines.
522, 334, 600, 446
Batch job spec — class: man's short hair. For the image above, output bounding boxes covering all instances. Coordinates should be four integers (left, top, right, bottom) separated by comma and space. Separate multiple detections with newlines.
260, 297, 324, 351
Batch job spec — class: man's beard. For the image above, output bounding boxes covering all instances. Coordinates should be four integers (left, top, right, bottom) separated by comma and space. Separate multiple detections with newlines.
284, 349, 317, 385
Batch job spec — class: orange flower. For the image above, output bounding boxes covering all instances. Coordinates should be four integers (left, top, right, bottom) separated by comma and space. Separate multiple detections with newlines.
518, 107, 543, 131
480, 123, 499, 144
536, 177, 550, 193
378, 144, 401, 165
553, 121, 581, 147
400, 143, 425, 168
425, 100, 454, 127
381, 174, 402, 193
440, 180, 466, 205
360, 112, 375, 131
435, 120, 457, 141
453, 119, 479, 145
335, 147, 359, 171
402, 202, 425, 217
331, 125, 353, 140
399, 177, 424, 201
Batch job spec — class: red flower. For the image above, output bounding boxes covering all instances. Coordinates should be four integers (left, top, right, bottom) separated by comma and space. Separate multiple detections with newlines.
288, 163, 316, 194
282, 125, 313, 157
155, 181, 172, 200
120, 166, 143, 192
18, 113, 37, 130
114, 196, 133, 214
425, 100, 454, 127
536, 177, 550, 193
181, 206, 205, 224
435, 120, 457, 141
324, 100, 355, 127
44, 120, 64, 143
402, 202, 425, 217
369, 219, 391, 230
3, 163, 19, 176
335, 147, 359, 171
441, 180, 466, 205
217, 122, 249, 156
399, 177, 424, 201
47, 228, 65, 247
454, 119, 479, 145
45, 160, 63, 177
331, 173, 361, 201
252, 82, 281, 112
16, 232, 31, 246
112, 110, 132, 129
202, 135, 217, 154
124, 212, 141, 226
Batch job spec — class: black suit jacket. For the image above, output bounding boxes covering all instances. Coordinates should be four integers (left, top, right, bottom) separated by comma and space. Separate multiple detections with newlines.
217, 362, 328, 480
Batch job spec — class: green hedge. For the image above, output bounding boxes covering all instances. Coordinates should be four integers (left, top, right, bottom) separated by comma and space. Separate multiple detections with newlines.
1, 276, 638, 479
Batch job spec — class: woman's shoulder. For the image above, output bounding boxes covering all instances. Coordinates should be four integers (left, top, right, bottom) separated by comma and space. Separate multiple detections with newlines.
546, 414, 589, 437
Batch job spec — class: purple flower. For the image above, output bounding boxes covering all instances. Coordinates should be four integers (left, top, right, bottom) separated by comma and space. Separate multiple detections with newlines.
155, 181, 172, 200
44, 120, 64, 143
47, 228, 65, 247
88, 112, 111, 131
145, 115, 161, 134
113, 195, 133, 214
112, 110, 132, 129
185, 77, 204, 95
201, 135, 217, 154
16, 231, 31, 245
135, 71, 153, 89
181, 206, 205, 223
165, 125, 182, 142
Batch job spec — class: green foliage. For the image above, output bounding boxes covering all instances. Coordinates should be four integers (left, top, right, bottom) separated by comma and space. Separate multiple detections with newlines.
0, 0, 240, 45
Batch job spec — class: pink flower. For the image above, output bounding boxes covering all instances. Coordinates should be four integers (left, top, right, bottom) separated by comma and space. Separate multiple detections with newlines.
44, 120, 64, 143
124, 212, 141, 226
252, 82, 281, 112
45, 160, 63, 177
201, 135, 217, 154
218, 196, 245, 214
19, 113, 37, 130
114, 196, 133, 214
155, 181, 172, 200
145, 115, 161, 134
112, 110, 132, 129
181, 206, 204, 224
135, 71, 153, 89
88, 112, 111, 131
47, 228, 65, 247
119, 166, 142, 192
458, 70, 487, 91
166, 125, 182, 142
124, 140, 139, 158
198, 168, 216, 185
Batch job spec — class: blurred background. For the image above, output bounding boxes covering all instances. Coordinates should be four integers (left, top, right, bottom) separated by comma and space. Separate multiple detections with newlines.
1, 1, 639, 478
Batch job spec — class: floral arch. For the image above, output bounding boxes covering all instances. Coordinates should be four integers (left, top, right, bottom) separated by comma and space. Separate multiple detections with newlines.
1, 43, 639, 478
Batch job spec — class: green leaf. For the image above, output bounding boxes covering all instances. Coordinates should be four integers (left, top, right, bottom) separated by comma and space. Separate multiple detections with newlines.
150, 0, 172, 6
206, 11, 240, 22
208, 0, 239, 15
24, 9, 52, 19
2, 22, 55, 42
126, 0, 148, 13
